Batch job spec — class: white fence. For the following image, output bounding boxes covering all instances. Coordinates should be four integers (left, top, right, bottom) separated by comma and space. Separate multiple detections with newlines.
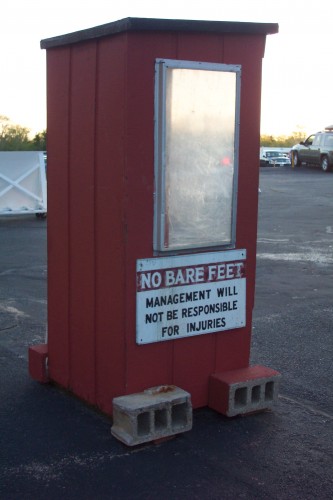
0, 152, 47, 215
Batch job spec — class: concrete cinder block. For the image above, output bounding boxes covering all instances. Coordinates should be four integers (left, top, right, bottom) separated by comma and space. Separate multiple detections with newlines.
28, 343, 49, 383
209, 365, 281, 417
111, 385, 192, 446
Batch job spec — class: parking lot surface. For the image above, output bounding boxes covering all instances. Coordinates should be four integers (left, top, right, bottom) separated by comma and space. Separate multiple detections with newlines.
1, 165, 332, 499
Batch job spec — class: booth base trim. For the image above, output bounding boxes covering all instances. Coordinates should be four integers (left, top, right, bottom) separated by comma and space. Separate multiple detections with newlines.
28, 344, 49, 383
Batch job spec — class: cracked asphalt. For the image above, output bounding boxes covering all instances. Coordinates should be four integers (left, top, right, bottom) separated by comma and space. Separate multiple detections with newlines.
1, 165, 333, 499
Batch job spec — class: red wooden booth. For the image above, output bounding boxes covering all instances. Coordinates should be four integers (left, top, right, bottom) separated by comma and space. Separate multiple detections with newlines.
30, 18, 278, 416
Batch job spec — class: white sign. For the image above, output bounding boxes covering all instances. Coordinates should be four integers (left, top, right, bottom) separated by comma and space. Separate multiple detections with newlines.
136, 250, 246, 344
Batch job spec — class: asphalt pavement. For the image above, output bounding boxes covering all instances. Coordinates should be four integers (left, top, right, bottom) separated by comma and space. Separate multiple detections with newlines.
1, 165, 332, 499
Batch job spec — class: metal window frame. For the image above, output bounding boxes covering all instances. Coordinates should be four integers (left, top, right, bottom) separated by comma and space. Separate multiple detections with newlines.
153, 58, 241, 253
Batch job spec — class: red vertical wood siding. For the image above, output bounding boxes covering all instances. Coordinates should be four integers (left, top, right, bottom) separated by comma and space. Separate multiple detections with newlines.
67, 42, 97, 402
47, 47, 71, 387
94, 35, 127, 414
46, 28, 267, 413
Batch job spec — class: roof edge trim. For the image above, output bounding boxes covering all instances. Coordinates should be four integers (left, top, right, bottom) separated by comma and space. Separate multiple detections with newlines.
41, 17, 279, 49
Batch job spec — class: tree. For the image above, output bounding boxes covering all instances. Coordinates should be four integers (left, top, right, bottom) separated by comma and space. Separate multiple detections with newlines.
31, 130, 47, 151
260, 131, 306, 148
0, 115, 31, 151
0, 115, 47, 151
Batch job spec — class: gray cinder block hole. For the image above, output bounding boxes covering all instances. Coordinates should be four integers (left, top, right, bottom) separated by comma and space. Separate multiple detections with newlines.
251, 385, 261, 404
137, 411, 151, 436
235, 387, 247, 408
234, 386, 247, 408
171, 402, 188, 430
155, 408, 168, 431
265, 381, 274, 401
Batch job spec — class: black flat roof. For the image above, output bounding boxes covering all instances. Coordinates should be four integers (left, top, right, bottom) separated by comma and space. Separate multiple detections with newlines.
41, 17, 278, 49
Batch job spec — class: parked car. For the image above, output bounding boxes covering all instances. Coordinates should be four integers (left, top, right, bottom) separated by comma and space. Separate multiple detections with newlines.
290, 126, 333, 172
268, 155, 291, 167
260, 150, 290, 167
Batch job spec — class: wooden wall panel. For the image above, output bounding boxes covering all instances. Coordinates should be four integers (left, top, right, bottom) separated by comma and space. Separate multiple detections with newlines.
47, 47, 71, 387
68, 42, 97, 402
94, 35, 127, 413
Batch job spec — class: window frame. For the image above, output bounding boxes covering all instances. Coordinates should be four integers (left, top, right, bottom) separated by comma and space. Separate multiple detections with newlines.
153, 58, 241, 253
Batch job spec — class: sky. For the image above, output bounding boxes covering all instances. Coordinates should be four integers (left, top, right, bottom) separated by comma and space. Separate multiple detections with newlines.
1, 0, 333, 138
